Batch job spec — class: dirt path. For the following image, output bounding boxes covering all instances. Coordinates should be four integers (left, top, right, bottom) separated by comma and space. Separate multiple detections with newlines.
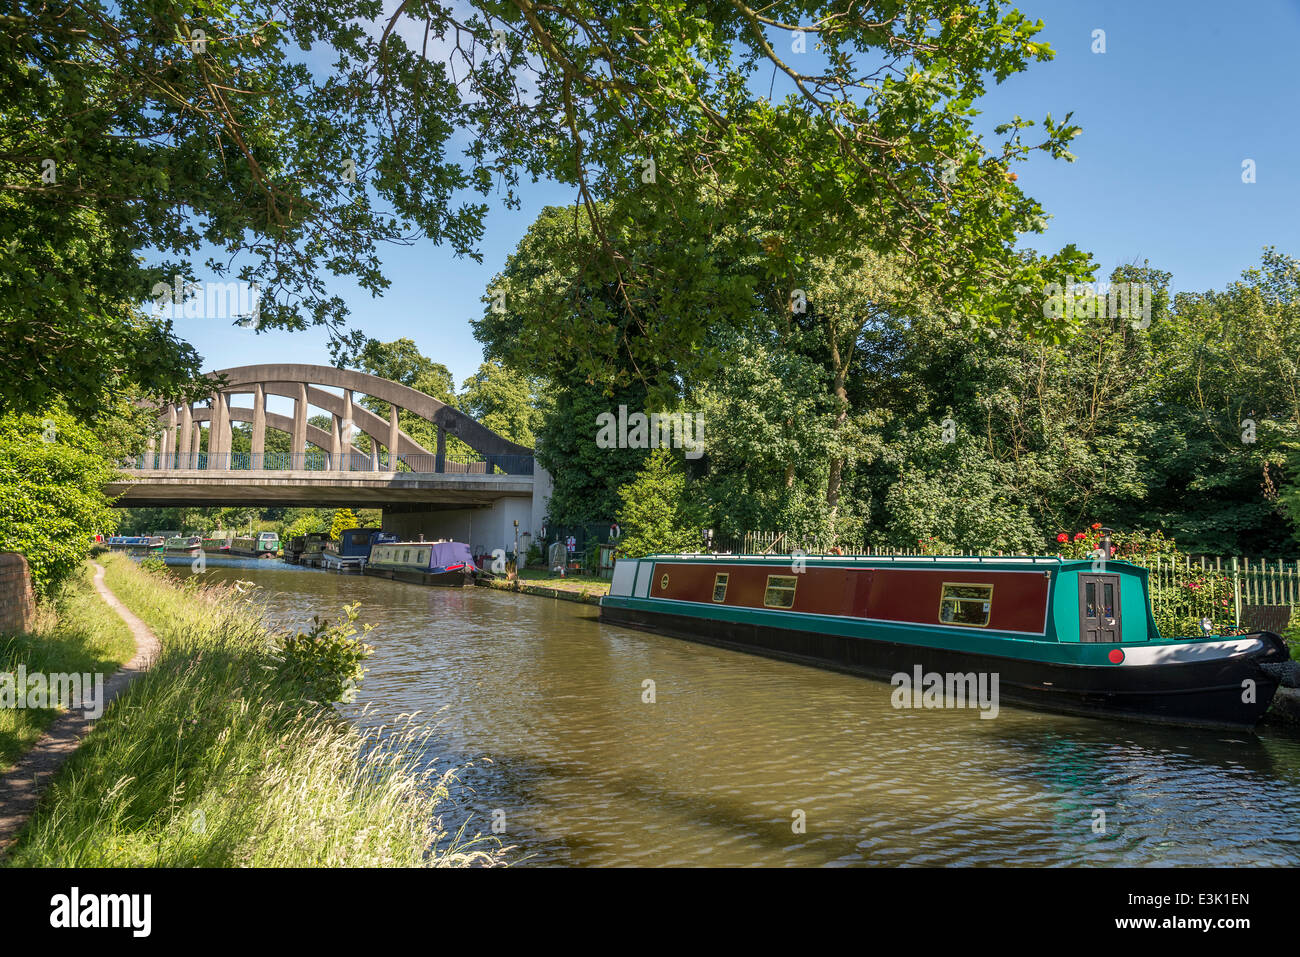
0, 562, 160, 855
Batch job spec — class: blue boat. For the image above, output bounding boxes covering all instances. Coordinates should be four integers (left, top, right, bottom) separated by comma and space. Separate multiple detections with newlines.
321, 528, 392, 571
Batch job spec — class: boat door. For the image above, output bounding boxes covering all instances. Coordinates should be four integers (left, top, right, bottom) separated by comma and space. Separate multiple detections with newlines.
1078, 574, 1122, 642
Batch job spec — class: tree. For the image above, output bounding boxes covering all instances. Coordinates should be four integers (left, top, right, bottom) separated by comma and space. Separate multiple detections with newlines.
8, 2, 1082, 420
458, 361, 543, 447
0, 409, 121, 599
615, 448, 705, 557
328, 508, 360, 541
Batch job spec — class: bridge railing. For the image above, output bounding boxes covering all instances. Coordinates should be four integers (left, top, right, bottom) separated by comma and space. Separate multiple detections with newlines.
126, 451, 535, 476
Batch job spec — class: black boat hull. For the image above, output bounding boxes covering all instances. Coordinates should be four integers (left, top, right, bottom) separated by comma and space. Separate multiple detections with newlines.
599, 604, 1289, 730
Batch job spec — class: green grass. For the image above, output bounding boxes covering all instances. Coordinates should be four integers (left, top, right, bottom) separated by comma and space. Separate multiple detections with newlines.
0, 564, 136, 773
517, 568, 611, 595
5, 553, 504, 867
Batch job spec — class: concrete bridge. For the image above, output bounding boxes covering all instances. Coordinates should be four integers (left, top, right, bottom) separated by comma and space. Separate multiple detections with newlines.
107, 364, 552, 552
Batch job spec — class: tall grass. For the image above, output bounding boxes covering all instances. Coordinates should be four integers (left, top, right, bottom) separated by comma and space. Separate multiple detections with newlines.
6, 553, 505, 867
0, 564, 135, 773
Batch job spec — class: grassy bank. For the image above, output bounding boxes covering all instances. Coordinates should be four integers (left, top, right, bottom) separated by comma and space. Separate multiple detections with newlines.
6, 553, 503, 866
0, 564, 135, 774
517, 568, 610, 597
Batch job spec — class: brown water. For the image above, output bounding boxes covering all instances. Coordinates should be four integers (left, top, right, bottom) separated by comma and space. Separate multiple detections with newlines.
173, 557, 1300, 866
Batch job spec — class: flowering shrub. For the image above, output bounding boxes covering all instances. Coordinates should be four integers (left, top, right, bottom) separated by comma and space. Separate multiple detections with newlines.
917, 536, 957, 556
1049, 525, 1239, 638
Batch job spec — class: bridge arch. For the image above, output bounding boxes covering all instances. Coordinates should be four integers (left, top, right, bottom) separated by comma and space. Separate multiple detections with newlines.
146, 363, 533, 475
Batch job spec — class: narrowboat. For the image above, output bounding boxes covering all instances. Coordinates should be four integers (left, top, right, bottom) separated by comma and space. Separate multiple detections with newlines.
599, 554, 1297, 730
363, 540, 476, 587
321, 528, 390, 571
201, 531, 233, 553
229, 531, 280, 558
298, 533, 331, 568
164, 535, 202, 556
106, 536, 165, 556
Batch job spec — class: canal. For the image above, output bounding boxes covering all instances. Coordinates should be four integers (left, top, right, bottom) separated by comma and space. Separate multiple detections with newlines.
173, 558, 1300, 866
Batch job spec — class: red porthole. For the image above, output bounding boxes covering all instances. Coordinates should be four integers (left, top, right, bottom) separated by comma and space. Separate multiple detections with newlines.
1108, 648, 1125, 664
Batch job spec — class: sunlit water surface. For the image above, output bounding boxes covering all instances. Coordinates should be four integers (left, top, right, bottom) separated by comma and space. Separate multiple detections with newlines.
170, 557, 1300, 866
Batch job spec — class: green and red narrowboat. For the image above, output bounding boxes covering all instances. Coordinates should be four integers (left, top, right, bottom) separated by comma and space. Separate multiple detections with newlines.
599, 554, 1296, 730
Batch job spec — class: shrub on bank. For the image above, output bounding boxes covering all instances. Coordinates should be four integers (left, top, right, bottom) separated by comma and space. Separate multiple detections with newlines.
6, 553, 504, 867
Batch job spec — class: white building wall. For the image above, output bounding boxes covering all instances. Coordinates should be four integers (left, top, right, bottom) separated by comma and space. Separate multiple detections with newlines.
383, 498, 535, 559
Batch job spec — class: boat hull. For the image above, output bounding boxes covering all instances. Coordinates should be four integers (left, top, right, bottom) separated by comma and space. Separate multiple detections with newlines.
363, 566, 469, 587
599, 603, 1288, 730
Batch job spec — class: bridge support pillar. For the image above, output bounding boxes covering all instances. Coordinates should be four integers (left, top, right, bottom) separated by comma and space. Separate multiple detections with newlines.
192, 422, 201, 466
292, 383, 308, 467
435, 426, 445, 473
388, 405, 401, 470
161, 405, 176, 469
251, 384, 266, 471
178, 404, 192, 467
329, 415, 342, 471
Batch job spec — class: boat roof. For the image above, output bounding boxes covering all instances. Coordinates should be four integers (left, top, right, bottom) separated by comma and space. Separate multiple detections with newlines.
640, 553, 1144, 572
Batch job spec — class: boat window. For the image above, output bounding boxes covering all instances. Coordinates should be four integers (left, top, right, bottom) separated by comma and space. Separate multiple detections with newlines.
712, 573, 729, 602
403, 549, 411, 563
1085, 582, 1097, 618
1103, 582, 1115, 618
419, 550, 428, 564
939, 583, 993, 627
763, 575, 798, 609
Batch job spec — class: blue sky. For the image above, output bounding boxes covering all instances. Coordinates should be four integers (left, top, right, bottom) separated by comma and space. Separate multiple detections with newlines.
178, 0, 1300, 394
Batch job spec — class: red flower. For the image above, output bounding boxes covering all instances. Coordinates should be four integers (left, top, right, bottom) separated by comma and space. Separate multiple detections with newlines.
1091, 522, 1102, 530
1073, 532, 1086, 541
1056, 533, 1068, 543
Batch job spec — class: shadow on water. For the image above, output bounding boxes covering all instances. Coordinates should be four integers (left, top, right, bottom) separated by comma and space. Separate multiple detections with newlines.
174, 559, 1300, 866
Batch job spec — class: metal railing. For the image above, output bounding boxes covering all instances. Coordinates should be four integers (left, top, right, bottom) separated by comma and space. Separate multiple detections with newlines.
127, 451, 535, 475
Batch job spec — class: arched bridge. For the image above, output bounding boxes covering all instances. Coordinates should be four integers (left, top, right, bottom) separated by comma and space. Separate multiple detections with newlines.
108, 363, 541, 510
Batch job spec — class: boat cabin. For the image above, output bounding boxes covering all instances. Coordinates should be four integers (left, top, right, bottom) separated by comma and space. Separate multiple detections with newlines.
606, 554, 1161, 644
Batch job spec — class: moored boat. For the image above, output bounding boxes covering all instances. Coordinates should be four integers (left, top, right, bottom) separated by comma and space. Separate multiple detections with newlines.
107, 535, 165, 556
298, 533, 331, 567
363, 540, 476, 587
164, 535, 202, 556
201, 531, 233, 553
599, 553, 1296, 730
321, 528, 390, 571
229, 531, 280, 558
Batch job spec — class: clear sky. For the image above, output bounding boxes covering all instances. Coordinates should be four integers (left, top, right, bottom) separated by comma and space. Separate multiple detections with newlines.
177, 0, 1300, 393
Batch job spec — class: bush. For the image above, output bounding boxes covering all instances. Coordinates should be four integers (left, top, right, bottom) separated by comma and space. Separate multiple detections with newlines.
0, 410, 120, 599
269, 602, 374, 705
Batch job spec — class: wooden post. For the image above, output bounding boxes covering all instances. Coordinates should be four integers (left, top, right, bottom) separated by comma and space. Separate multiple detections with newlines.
1232, 557, 1241, 629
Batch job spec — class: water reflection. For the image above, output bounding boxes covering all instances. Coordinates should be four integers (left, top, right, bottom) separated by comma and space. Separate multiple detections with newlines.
173, 560, 1300, 866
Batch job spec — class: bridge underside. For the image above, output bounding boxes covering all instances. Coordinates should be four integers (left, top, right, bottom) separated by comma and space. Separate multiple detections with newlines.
107, 470, 534, 509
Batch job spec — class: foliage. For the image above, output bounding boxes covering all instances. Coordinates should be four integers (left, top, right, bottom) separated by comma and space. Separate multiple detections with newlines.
269, 603, 374, 706
0, 564, 136, 771
328, 508, 360, 542
7, 555, 502, 866
614, 448, 706, 557
458, 361, 544, 447
0, 410, 121, 599
138, 557, 168, 576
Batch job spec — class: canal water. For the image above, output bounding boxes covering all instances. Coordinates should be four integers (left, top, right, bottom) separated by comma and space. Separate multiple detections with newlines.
172, 557, 1300, 866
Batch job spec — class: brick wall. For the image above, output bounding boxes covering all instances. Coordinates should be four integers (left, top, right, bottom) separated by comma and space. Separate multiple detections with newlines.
0, 552, 36, 635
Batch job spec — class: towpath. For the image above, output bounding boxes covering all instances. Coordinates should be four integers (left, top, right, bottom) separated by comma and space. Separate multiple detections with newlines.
0, 562, 159, 856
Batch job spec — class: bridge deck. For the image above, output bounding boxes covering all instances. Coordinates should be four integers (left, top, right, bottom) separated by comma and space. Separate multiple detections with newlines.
108, 469, 534, 508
